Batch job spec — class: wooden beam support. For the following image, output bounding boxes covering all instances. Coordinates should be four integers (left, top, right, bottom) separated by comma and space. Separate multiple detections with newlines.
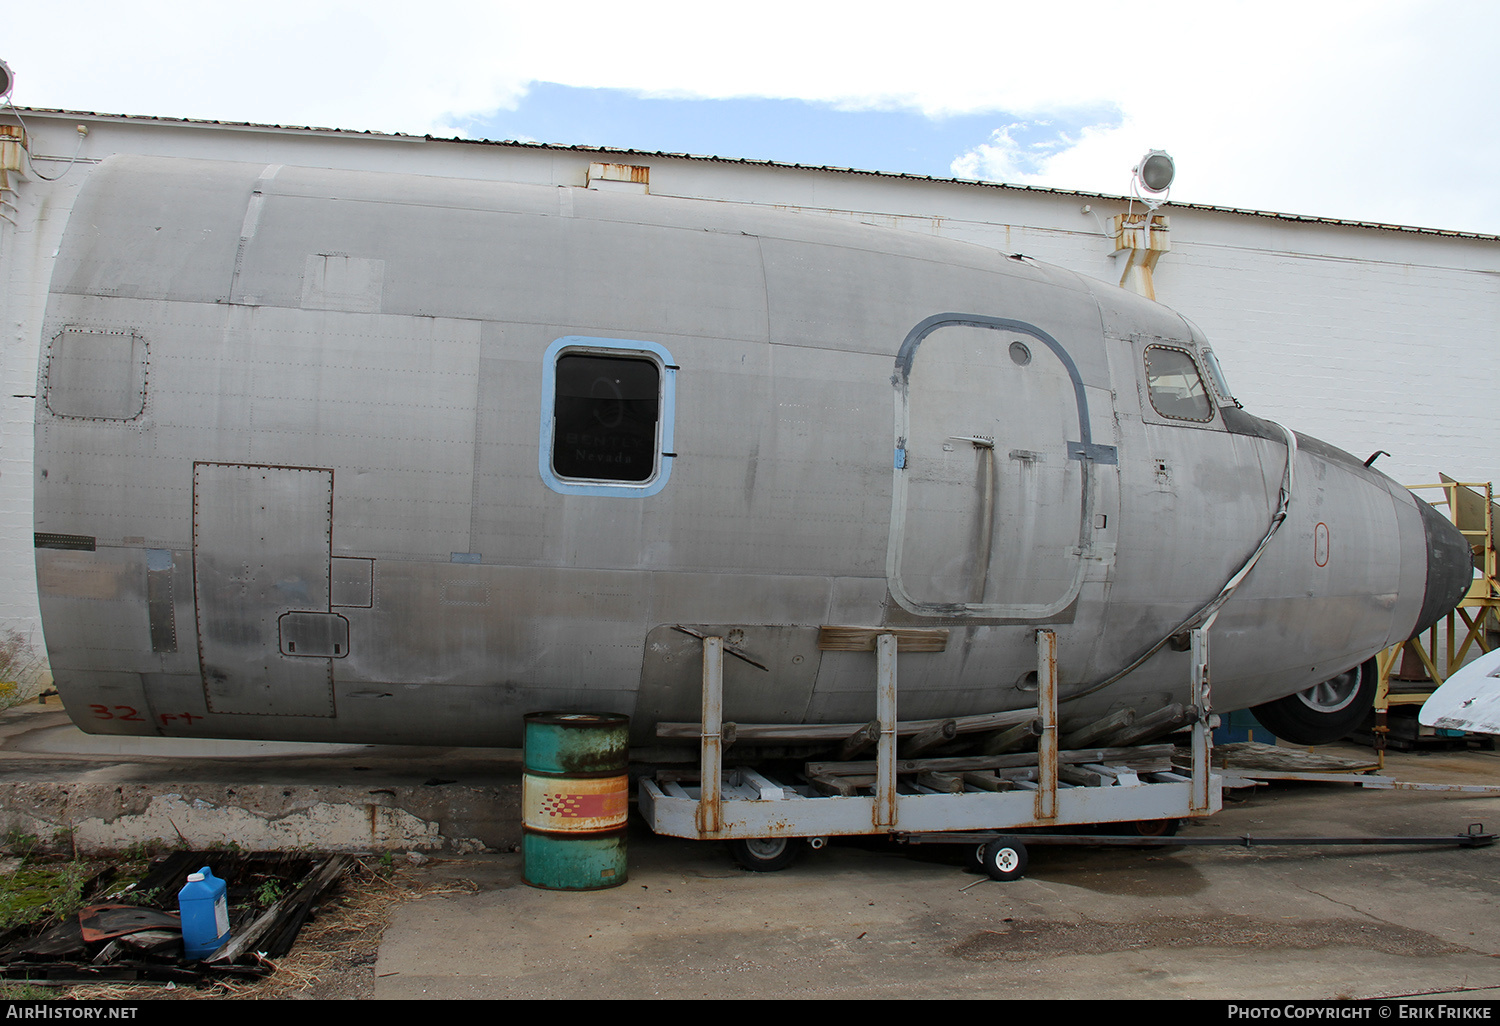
901, 719, 956, 758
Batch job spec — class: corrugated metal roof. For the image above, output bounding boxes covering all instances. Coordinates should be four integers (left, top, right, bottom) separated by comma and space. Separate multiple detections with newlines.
13, 106, 1500, 243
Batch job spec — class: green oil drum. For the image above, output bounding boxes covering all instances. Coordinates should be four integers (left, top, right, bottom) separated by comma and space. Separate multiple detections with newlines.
522, 712, 630, 890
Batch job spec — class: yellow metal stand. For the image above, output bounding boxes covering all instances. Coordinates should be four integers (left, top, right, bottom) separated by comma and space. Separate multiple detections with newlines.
1375, 479, 1499, 743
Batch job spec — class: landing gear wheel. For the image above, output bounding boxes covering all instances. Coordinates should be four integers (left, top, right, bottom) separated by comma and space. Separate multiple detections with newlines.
1250, 657, 1378, 746
728, 837, 801, 872
981, 838, 1029, 881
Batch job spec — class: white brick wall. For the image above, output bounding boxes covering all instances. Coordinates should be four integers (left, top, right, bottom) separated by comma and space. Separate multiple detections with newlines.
1, 156, 82, 682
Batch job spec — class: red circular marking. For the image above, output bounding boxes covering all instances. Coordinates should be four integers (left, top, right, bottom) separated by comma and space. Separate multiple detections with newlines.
1314, 522, 1330, 567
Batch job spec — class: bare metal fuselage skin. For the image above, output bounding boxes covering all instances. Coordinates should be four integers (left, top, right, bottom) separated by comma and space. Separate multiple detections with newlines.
32, 156, 1461, 747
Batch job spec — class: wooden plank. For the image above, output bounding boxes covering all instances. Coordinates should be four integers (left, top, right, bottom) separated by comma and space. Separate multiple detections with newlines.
656, 707, 1036, 740
807, 773, 859, 797
211, 855, 351, 963
1097, 758, 1171, 774
977, 718, 1042, 755
901, 719, 956, 757
1107, 703, 1190, 747
805, 743, 1175, 778
817, 626, 950, 652
1060, 708, 1136, 750
960, 771, 1015, 792
914, 770, 965, 793
838, 720, 880, 761
1058, 766, 1108, 787
1212, 740, 1378, 773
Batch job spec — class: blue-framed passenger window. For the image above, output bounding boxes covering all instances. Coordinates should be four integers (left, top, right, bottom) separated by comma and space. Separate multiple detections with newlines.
539, 337, 677, 497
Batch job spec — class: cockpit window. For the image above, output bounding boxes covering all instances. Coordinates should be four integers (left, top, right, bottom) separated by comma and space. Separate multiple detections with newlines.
1198, 347, 1239, 408
1143, 345, 1215, 423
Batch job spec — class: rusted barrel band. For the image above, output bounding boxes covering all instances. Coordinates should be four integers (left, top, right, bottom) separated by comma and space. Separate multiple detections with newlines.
522, 824, 628, 841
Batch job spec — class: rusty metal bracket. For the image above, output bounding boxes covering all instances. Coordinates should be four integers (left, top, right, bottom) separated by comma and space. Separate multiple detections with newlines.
1190, 627, 1213, 814
875, 634, 898, 830
1035, 629, 1058, 822
696, 636, 723, 836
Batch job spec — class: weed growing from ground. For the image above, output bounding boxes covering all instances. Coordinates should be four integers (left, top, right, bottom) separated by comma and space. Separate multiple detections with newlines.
0, 630, 47, 706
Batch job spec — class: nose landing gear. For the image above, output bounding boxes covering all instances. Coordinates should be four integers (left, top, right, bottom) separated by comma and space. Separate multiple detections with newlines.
1250, 658, 1377, 746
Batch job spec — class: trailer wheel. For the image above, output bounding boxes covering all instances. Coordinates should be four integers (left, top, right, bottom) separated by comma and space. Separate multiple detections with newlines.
1129, 818, 1181, 838
728, 837, 801, 872
966, 842, 988, 874
982, 838, 1028, 881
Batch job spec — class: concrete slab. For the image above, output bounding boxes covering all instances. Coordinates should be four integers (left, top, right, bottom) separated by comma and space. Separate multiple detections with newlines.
0, 702, 524, 853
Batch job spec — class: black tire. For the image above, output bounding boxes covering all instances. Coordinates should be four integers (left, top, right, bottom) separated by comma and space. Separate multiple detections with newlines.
966, 842, 988, 874
728, 837, 801, 872
1250, 657, 1378, 746
981, 838, 1028, 881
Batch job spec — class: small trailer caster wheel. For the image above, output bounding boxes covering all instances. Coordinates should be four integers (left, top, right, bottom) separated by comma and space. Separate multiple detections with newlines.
1130, 818, 1181, 838
982, 838, 1028, 881
729, 837, 801, 872
966, 842, 988, 874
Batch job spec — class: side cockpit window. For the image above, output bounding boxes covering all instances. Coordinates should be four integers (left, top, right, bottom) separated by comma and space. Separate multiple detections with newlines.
1198, 346, 1239, 408
1143, 344, 1215, 423
540, 337, 676, 496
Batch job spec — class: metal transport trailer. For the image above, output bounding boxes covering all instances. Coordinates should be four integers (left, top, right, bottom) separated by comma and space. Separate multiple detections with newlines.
639, 627, 1221, 878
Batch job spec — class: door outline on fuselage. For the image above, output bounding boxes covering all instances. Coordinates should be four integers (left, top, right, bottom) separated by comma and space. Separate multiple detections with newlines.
192, 461, 337, 717
887, 313, 1116, 620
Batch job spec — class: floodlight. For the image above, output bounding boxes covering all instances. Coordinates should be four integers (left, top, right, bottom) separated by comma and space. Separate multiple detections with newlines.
0, 60, 12, 102
1137, 150, 1174, 193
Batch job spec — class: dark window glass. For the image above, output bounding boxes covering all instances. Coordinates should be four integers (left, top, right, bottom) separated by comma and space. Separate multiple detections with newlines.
1143, 345, 1214, 422
552, 354, 660, 482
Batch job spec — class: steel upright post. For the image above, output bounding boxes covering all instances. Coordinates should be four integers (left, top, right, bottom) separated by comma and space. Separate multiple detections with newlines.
875, 633, 898, 829
1036, 629, 1058, 821
697, 635, 724, 835
1190, 627, 1212, 814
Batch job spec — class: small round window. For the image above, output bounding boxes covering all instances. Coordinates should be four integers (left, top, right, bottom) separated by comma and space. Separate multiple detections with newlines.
1143, 345, 1214, 423
1009, 341, 1032, 366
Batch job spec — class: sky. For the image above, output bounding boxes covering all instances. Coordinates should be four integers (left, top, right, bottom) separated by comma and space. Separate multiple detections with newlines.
5, 1, 1499, 234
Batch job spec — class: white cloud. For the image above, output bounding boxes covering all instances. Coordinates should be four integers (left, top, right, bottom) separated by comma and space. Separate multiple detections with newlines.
952, 119, 1123, 186
5, 1, 1498, 231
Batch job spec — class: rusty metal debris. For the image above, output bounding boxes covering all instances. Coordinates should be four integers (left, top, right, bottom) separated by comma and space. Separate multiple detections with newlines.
0, 851, 352, 987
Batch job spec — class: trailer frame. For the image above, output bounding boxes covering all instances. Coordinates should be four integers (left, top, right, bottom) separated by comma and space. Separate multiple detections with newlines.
638, 627, 1222, 851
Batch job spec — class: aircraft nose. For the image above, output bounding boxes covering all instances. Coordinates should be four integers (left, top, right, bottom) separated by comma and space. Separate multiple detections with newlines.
1414, 497, 1474, 634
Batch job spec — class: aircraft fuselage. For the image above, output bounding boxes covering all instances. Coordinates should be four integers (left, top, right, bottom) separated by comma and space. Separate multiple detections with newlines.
32, 155, 1471, 747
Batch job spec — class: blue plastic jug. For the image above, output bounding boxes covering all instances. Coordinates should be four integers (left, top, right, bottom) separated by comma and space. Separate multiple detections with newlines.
178, 865, 231, 959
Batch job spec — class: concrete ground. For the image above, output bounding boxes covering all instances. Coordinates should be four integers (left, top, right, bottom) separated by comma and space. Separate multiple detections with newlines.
374, 767, 1500, 1000
3, 698, 1499, 1000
